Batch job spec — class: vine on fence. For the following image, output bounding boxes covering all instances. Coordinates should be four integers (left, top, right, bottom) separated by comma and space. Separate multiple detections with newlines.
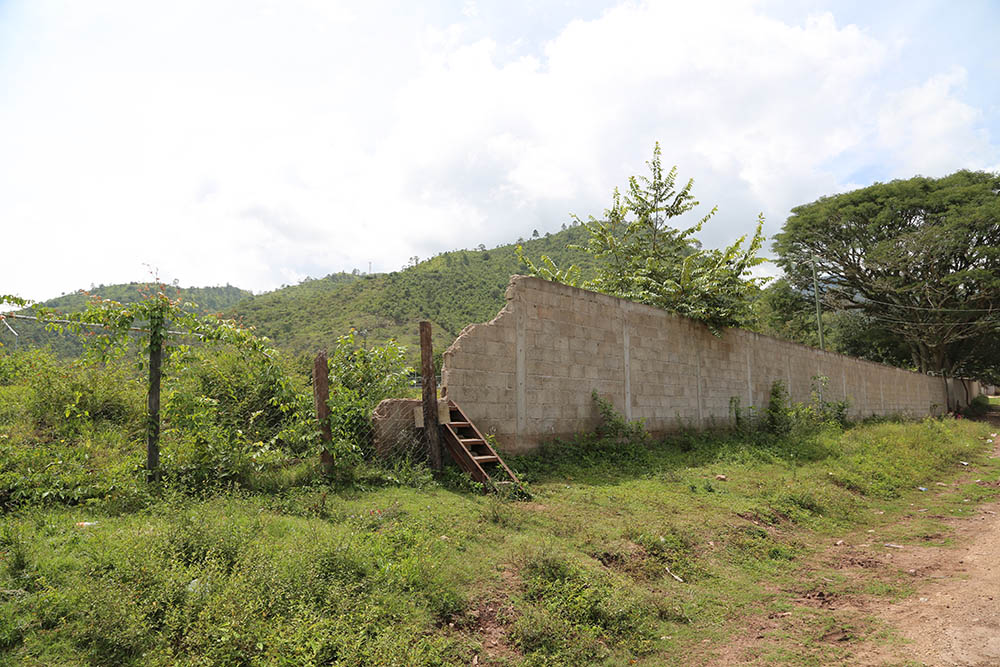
14, 285, 282, 482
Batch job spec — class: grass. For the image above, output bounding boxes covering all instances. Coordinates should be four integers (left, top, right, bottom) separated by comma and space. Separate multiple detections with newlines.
1, 415, 997, 665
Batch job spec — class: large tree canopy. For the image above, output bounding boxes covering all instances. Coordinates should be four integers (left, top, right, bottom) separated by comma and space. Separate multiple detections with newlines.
773, 170, 1000, 380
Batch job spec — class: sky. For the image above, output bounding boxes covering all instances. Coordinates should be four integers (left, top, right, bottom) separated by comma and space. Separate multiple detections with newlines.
1, 0, 998, 302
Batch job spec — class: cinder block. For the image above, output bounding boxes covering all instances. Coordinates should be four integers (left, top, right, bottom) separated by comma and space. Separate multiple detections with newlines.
440, 275, 941, 453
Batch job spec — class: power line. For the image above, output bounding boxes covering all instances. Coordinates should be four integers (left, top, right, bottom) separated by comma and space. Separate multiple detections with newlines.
864, 313, 999, 328
0, 312, 198, 338
842, 295, 997, 314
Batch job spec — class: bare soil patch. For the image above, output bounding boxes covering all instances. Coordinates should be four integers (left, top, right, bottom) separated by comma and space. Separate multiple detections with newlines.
860, 465, 1000, 666
709, 433, 1000, 666
851, 434, 1000, 665
464, 566, 523, 665
855, 504, 1000, 666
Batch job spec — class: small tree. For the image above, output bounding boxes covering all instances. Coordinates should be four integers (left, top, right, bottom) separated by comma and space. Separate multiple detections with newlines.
27, 286, 276, 481
519, 143, 768, 331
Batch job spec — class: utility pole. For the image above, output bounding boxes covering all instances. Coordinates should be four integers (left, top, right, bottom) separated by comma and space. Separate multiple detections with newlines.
811, 254, 825, 351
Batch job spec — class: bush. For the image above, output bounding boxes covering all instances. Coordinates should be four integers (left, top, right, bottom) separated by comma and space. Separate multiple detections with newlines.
21, 352, 144, 438
155, 346, 318, 491
760, 377, 849, 439
592, 390, 647, 444
764, 380, 793, 435
964, 394, 990, 419
326, 332, 412, 459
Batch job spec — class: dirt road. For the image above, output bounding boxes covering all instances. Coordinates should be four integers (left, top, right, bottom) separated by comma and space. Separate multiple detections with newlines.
870, 503, 1000, 665
710, 424, 1000, 666
865, 424, 1000, 666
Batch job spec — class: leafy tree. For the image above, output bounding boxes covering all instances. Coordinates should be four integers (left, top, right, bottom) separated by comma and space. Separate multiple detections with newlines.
326, 330, 412, 460
25, 286, 287, 480
515, 244, 582, 286
773, 170, 1000, 380
751, 279, 914, 368
522, 143, 768, 332
752, 278, 820, 346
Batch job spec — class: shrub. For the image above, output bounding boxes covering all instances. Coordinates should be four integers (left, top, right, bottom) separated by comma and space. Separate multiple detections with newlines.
326, 332, 412, 459
157, 346, 316, 491
169, 346, 310, 452
764, 380, 793, 435
22, 353, 143, 438
964, 394, 990, 419
592, 390, 647, 444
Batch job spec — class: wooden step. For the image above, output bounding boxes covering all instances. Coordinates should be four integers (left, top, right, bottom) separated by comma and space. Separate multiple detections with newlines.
439, 399, 525, 496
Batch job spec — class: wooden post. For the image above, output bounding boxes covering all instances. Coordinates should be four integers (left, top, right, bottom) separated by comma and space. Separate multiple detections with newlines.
313, 351, 335, 476
146, 338, 162, 482
420, 321, 442, 470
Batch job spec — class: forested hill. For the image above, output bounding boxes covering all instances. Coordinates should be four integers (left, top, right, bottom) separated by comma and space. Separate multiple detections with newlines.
3, 228, 595, 361
231, 225, 596, 359
40, 283, 252, 314
1, 284, 252, 355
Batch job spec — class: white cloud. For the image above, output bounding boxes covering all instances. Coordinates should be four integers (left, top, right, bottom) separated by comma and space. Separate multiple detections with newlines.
876, 68, 991, 175
0, 0, 996, 302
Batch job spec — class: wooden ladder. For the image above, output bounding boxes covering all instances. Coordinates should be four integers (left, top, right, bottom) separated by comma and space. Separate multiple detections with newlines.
440, 399, 523, 493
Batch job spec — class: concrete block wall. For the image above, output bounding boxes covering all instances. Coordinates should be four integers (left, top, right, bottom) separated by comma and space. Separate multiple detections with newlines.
441, 276, 952, 454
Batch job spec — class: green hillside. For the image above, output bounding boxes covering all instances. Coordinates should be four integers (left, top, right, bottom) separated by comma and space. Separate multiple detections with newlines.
1, 283, 252, 356
232, 225, 596, 359
2, 227, 594, 361
37, 283, 252, 314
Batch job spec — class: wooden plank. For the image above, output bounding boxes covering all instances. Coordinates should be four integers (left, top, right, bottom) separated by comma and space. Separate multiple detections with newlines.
420, 321, 442, 470
443, 399, 524, 492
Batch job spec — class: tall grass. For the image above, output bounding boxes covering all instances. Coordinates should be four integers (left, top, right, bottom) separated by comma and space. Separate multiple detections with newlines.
1, 350, 996, 665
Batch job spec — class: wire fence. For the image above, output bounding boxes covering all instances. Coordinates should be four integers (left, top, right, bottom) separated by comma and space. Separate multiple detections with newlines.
1, 300, 442, 489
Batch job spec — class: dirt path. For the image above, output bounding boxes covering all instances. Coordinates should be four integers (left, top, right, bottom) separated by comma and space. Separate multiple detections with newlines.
710, 425, 1000, 666
868, 503, 1000, 665
859, 425, 1000, 666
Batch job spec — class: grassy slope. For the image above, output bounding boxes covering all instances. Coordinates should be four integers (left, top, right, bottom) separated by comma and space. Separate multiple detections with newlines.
230, 225, 596, 360
1, 415, 996, 665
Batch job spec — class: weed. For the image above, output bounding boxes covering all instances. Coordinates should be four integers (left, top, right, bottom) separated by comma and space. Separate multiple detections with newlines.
480, 495, 521, 528
963, 394, 990, 418
592, 390, 648, 444
0, 339, 995, 666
